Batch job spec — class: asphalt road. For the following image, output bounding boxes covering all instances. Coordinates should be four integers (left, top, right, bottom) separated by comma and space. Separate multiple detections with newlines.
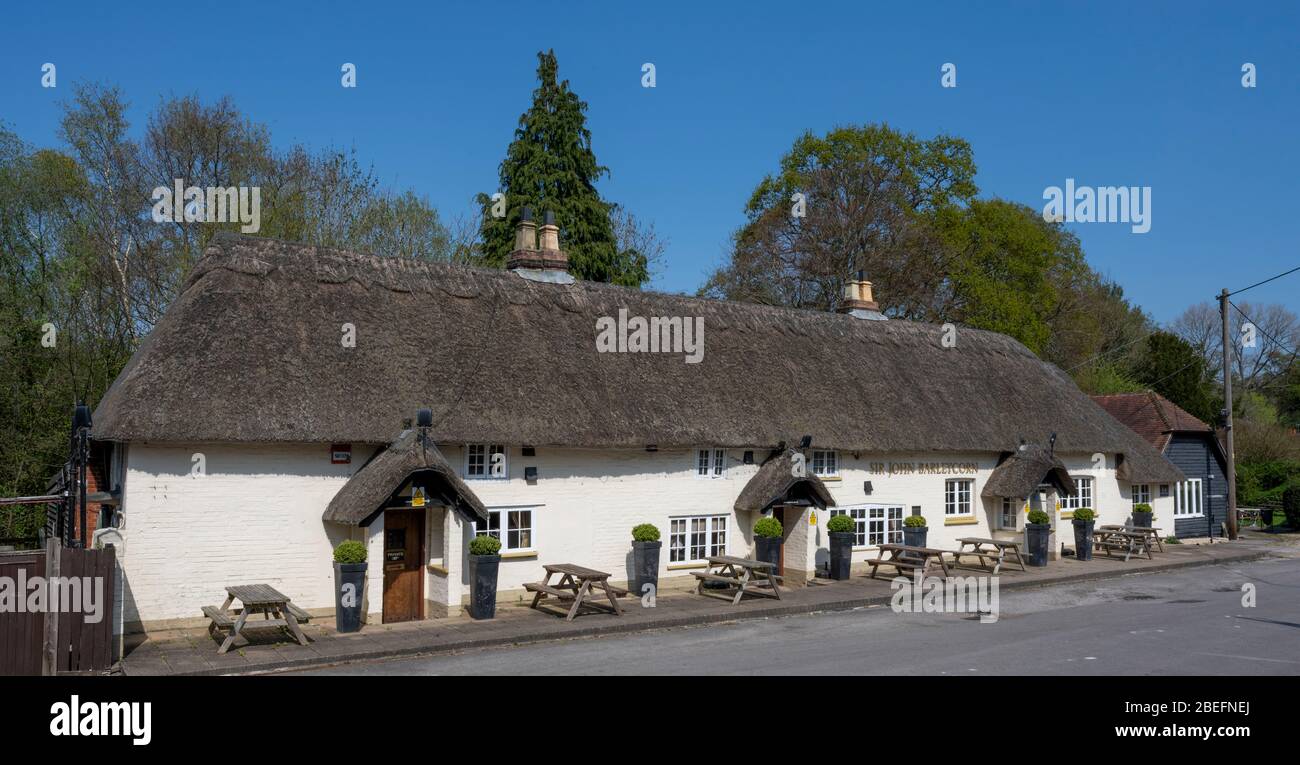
301, 555, 1300, 676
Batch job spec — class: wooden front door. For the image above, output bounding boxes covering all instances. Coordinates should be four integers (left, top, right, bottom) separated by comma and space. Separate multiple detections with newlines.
774, 507, 787, 575
382, 510, 424, 623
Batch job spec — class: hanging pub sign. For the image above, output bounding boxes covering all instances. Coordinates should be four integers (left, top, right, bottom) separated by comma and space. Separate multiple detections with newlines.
331, 444, 352, 464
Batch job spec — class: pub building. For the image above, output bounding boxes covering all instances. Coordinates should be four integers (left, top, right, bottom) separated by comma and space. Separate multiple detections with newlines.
87, 217, 1182, 632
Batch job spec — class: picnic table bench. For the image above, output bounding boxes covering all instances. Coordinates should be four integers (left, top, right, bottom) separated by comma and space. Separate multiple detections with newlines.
866, 544, 953, 579
1100, 525, 1165, 553
1093, 528, 1154, 562
202, 584, 310, 654
692, 554, 783, 604
950, 537, 1028, 574
524, 563, 628, 620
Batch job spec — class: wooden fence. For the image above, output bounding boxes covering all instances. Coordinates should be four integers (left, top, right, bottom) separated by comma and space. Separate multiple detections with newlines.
0, 542, 116, 675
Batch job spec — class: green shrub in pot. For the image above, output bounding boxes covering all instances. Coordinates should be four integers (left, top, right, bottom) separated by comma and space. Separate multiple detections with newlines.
631, 523, 662, 598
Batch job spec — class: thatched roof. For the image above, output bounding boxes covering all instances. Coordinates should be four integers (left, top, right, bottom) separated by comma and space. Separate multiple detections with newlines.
981, 445, 1077, 500
323, 429, 487, 526
734, 449, 836, 513
91, 233, 1182, 481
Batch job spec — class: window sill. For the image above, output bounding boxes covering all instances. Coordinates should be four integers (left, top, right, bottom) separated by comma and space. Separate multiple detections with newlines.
817, 475, 842, 482
427, 564, 449, 576
667, 562, 710, 571
944, 517, 978, 526
500, 550, 538, 560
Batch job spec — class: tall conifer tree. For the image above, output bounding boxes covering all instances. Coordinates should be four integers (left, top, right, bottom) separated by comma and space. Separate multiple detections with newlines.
477, 51, 646, 286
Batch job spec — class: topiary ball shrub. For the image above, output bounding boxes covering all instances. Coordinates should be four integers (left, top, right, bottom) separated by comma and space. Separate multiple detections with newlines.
1072, 507, 1096, 522
632, 523, 661, 542
826, 514, 854, 534
1133, 502, 1153, 517
1027, 509, 1051, 525
469, 534, 502, 556
333, 540, 367, 564
903, 514, 928, 528
754, 516, 783, 539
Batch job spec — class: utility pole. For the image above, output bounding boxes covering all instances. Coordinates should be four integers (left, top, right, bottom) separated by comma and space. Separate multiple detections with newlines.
1219, 288, 1238, 540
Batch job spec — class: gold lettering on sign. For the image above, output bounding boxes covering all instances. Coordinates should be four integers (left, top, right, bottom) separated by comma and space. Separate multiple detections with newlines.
867, 462, 979, 475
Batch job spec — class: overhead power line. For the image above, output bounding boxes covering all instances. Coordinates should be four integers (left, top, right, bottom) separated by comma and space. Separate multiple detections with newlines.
1227, 264, 1300, 298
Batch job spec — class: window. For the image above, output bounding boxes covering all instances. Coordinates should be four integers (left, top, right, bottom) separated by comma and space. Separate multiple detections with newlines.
1000, 497, 1018, 530
831, 505, 903, 547
811, 450, 839, 478
1062, 476, 1094, 511
1174, 479, 1204, 517
696, 448, 726, 477
669, 515, 727, 563
473, 507, 534, 552
465, 444, 507, 479
945, 479, 973, 516
1131, 484, 1151, 506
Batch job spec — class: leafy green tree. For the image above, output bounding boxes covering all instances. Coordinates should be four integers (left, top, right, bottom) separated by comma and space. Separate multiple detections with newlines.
1134, 331, 1215, 422
476, 50, 646, 286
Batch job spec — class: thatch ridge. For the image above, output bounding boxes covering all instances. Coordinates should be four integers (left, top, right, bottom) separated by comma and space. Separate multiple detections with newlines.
92, 233, 1184, 483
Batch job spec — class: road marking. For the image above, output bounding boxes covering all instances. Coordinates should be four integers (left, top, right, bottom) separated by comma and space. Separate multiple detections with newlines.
1193, 651, 1300, 665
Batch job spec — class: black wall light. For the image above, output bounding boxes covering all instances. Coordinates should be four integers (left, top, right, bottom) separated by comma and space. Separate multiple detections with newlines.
525, 466, 538, 481
798, 435, 812, 449
417, 408, 433, 427
743, 451, 754, 465
863, 481, 873, 495
522, 446, 536, 457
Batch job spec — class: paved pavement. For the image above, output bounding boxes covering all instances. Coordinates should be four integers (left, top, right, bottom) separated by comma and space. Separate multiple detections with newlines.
118, 537, 1288, 675
300, 555, 1300, 676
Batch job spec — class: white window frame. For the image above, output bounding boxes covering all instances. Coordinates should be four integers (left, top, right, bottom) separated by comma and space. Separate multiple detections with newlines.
1131, 484, 1151, 506
1174, 479, 1204, 518
1000, 497, 1019, 530
945, 479, 974, 517
668, 515, 728, 564
831, 504, 904, 548
811, 450, 839, 478
473, 505, 537, 553
695, 448, 726, 478
465, 444, 507, 480
1062, 476, 1094, 511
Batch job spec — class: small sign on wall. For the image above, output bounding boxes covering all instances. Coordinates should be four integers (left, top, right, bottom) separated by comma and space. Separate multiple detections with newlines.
331, 444, 352, 464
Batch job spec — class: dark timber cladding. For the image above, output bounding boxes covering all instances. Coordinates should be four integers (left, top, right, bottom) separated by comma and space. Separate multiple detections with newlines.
92, 232, 1181, 483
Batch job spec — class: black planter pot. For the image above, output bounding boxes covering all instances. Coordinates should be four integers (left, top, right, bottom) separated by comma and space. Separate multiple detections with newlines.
902, 526, 928, 549
828, 532, 854, 580
632, 540, 661, 598
1072, 519, 1095, 561
333, 561, 367, 633
1132, 511, 1153, 529
469, 554, 500, 620
755, 536, 782, 570
1024, 523, 1051, 567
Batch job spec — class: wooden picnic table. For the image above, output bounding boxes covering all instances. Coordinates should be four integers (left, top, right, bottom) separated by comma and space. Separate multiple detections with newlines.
202, 584, 310, 654
951, 537, 1028, 574
1100, 525, 1165, 553
692, 554, 783, 604
866, 544, 953, 579
1093, 528, 1154, 562
524, 563, 628, 621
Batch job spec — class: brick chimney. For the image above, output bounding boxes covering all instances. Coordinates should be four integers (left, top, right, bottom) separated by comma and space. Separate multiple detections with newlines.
838, 270, 887, 320
508, 208, 573, 283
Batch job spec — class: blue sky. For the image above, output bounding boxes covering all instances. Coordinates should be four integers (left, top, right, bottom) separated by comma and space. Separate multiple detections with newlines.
2, 0, 1297, 322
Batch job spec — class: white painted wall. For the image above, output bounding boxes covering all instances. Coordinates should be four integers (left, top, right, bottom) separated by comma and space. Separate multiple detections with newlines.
114, 442, 1179, 628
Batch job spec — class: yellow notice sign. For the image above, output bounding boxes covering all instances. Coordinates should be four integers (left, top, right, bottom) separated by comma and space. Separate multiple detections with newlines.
810, 511, 817, 526
412, 487, 426, 507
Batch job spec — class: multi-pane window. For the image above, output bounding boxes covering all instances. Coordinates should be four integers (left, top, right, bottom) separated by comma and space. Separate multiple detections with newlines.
1131, 484, 1151, 506
1000, 497, 1018, 529
474, 508, 534, 551
1062, 477, 1094, 511
1174, 479, 1204, 517
945, 479, 973, 516
811, 450, 839, 478
466, 444, 506, 479
669, 515, 728, 563
696, 448, 726, 477
831, 505, 903, 547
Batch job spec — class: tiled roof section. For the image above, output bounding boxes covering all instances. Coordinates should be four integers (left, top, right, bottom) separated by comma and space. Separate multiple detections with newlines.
1090, 392, 1211, 452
